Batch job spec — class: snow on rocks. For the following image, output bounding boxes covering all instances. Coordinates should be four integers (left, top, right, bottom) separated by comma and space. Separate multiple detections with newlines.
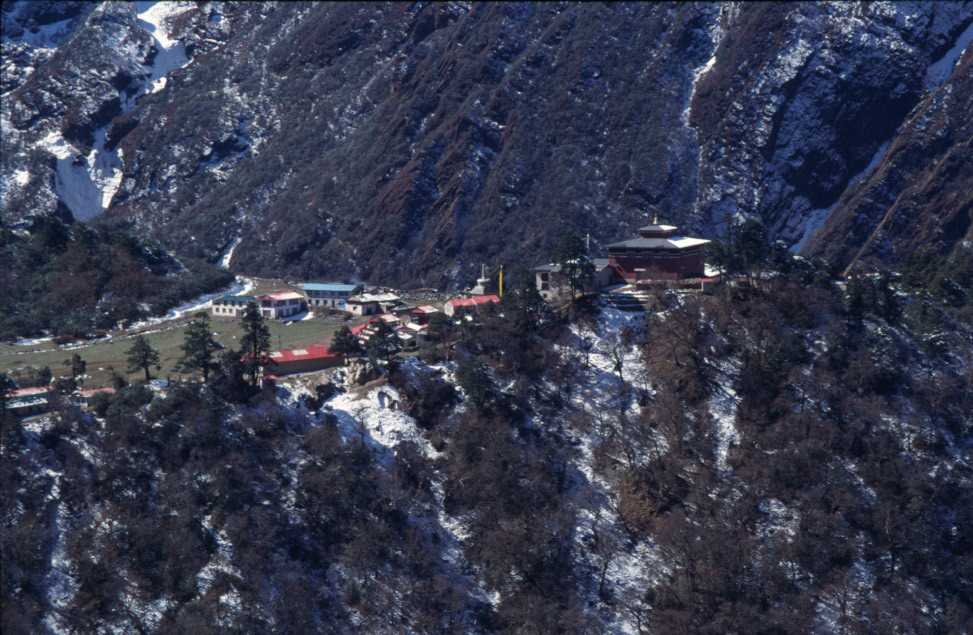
708, 358, 741, 472
327, 384, 438, 459
51, 127, 124, 220
14, 335, 54, 346
197, 514, 242, 596
757, 497, 800, 540
125, 275, 255, 331
135, 1, 193, 94
219, 236, 242, 269
682, 6, 726, 128
552, 309, 674, 631
925, 20, 973, 90
791, 141, 890, 252
120, 592, 174, 632
43, 500, 80, 634
16, 2, 198, 221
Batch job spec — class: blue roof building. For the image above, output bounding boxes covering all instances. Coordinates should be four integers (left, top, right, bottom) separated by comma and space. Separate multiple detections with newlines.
301, 283, 361, 293
301, 282, 363, 310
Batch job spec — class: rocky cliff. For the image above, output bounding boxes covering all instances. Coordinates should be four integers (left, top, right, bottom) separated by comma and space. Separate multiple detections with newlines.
2, 1, 971, 287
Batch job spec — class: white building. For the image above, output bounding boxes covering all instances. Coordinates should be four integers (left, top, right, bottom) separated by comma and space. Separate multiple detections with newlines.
257, 291, 306, 319
211, 294, 257, 318
347, 292, 401, 316
301, 282, 363, 310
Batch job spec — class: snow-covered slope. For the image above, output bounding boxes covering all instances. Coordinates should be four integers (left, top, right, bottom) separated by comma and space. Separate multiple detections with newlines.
1, 0, 208, 220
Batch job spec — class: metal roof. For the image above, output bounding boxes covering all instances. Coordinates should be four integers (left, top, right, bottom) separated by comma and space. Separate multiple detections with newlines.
261, 291, 304, 301
447, 294, 500, 308
638, 224, 678, 232
301, 282, 361, 292
268, 344, 339, 363
606, 236, 711, 250
216, 294, 256, 304
11, 387, 50, 398
349, 293, 400, 303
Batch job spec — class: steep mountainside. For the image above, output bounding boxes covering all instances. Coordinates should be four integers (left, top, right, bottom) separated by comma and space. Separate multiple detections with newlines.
3, 274, 972, 632
2, 1, 972, 288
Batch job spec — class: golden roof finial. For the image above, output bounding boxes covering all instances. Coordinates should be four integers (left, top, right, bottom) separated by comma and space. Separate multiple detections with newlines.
653, 211, 659, 225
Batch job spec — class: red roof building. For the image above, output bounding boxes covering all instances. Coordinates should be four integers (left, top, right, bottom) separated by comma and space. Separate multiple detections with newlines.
444, 294, 500, 317
10, 386, 50, 399
350, 317, 381, 338
78, 387, 116, 399
265, 344, 344, 375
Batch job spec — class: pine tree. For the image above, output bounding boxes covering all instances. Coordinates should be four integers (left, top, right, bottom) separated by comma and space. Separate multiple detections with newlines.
553, 231, 595, 300
846, 274, 867, 331
735, 219, 769, 287
126, 335, 160, 383
505, 273, 552, 337
426, 312, 452, 347
877, 273, 901, 324
212, 349, 251, 402
330, 325, 362, 356
0, 372, 15, 412
176, 314, 220, 381
240, 302, 271, 386
456, 355, 493, 411
365, 322, 397, 365
63, 353, 86, 381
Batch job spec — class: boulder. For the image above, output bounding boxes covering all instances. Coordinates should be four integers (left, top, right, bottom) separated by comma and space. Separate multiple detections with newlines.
345, 358, 381, 386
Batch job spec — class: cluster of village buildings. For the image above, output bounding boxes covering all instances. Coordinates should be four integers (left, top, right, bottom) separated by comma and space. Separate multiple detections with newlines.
6, 218, 717, 411
207, 218, 716, 377
209, 277, 504, 376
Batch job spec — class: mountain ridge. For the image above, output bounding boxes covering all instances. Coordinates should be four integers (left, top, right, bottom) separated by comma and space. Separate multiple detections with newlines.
2, 1, 971, 289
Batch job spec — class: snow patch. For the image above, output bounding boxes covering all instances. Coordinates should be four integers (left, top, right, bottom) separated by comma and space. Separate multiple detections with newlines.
6, 17, 76, 51
708, 383, 739, 472
135, 2, 193, 93
328, 385, 438, 458
44, 500, 80, 633
197, 514, 242, 595
39, 126, 123, 220
14, 335, 54, 346
792, 141, 890, 253
125, 276, 255, 331
683, 53, 718, 127
219, 236, 242, 269
925, 20, 973, 90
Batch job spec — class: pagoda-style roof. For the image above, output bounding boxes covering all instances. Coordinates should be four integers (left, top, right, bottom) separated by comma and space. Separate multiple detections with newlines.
607, 236, 710, 250
639, 223, 678, 233
638, 223, 680, 238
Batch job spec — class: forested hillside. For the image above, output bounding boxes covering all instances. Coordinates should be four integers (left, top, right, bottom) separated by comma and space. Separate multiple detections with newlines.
3, 2, 972, 630
0, 213, 232, 340
3, 258, 971, 632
